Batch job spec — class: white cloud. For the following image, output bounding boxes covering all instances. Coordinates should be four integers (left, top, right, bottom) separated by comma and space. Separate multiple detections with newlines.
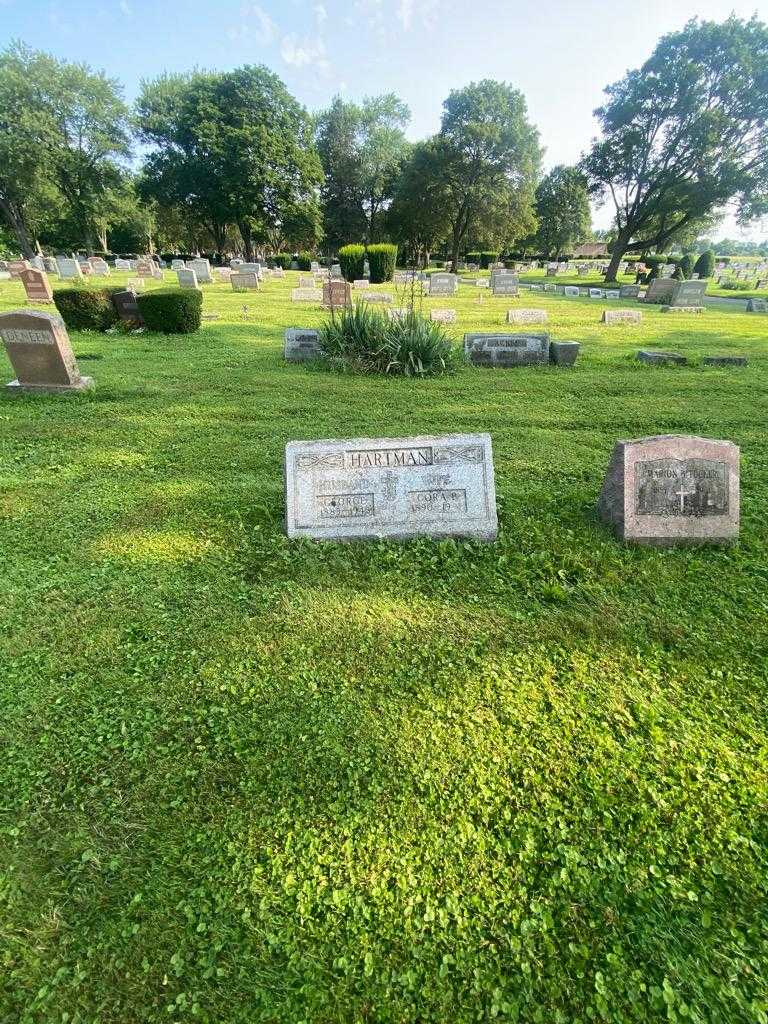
118, 0, 131, 14
231, 2, 277, 45
397, 0, 438, 31
314, 2, 327, 23
280, 33, 331, 75
397, 0, 413, 29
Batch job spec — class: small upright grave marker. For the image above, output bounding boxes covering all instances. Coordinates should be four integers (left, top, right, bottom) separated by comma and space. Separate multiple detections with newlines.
507, 309, 547, 325
284, 328, 322, 362
20, 268, 54, 304
464, 332, 549, 367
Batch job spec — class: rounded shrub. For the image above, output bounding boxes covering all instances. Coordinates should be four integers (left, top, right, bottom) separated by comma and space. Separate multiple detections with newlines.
480, 251, 500, 269
136, 289, 202, 334
271, 253, 291, 269
296, 252, 314, 271
693, 249, 715, 279
367, 243, 397, 283
679, 253, 695, 279
338, 244, 366, 282
53, 287, 121, 331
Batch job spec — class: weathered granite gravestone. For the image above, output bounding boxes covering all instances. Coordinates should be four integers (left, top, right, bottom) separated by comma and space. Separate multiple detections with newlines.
20, 268, 54, 304
619, 285, 641, 299
746, 298, 767, 312
298, 275, 315, 289
177, 268, 200, 290
7, 260, 29, 279
429, 273, 458, 296
0, 310, 94, 394
284, 328, 322, 362
171, 259, 186, 270
43, 257, 59, 275
661, 306, 703, 314
564, 286, 580, 297
112, 289, 144, 325
669, 280, 706, 306
507, 309, 547, 325
136, 258, 155, 278
57, 257, 83, 281
464, 332, 549, 367
589, 288, 604, 299
216, 267, 231, 281
430, 309, 456, 323
239, 262, 261, 276
323, 280, 352, 308
702, 355, 748, 367
284, 433, 498, 542
637, 350, 687, 366
114, 258, 131, 270
188, 258, 212, 283
88, 257, 110, 276
292, 287, 323, 302
602, 309, 642, 324
491, 274, 519, 296
550, 341, 580, 367
643, 278, 677, 305
353, 279, 370, 289
231, 272, 260, 291
359, 292, 392, 304
598, 435, 739, 545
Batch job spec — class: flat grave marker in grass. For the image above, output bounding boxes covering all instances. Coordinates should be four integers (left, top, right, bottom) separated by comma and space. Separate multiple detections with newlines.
0, 308, 94, 394
746, 298, 767, 312
603, 309, 642, 324
464, 331, 549, 367
598, 434, 739, 546
284, 433, 498, 542
507, 309, 547, 325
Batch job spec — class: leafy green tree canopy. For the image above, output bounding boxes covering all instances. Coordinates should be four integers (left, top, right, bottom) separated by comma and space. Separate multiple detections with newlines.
532, 165, 591, 258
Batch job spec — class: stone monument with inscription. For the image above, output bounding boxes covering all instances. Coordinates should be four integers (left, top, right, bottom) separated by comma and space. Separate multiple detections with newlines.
0, 309, 94, 394
20, 268, 54, 304
464, 332, 549, 367
598, 435, 739, 545
284, 433, 498, 542
284, 328, 322, 362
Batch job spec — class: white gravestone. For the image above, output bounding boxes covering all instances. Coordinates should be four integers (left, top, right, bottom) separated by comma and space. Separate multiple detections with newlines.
430, 309, 456, 323
507, 309, 547, 325
188, 258, 212, 283
57, 257, 83, 281
231, 272, 260, 291
564, 286, 580, 297
177, 268, 200, 290
284, 434, 498, 542
291, 287, 323, 303
602, 310, 642, 324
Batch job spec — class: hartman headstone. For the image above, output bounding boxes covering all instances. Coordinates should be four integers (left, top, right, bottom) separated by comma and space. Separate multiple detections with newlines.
284, 433, 498, 542
464, 332, 549, 367
284, 328, 322, 362
598, 435, 739, 546
20, 268, 54, 304
0, 309, 94, 394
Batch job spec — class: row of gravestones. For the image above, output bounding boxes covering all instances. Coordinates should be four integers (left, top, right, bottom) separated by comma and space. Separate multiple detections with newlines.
0, 310, 741, 547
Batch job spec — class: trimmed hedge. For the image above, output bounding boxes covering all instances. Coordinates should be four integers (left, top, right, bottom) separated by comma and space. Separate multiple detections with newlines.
694, 250, 715, 278
480, 251, 500, 269
338, 244, 366, 282
296, 252, 314, 271
53, 287, 121, 331
679, 253, 695, 279
271, 253, 292, 269
367, 243, 397, 283
136, 289, 202, 334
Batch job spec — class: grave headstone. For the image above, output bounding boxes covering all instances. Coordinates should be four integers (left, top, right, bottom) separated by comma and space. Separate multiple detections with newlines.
20, 268, 54, 304
660, 306, 704, 314
292, 287, 323, 303
298, 275, 315, 289
746, 298, 767, 312
464, 332, 549, 367
429, 273, 458, 296
702, 356, 747, 367
507, 309, 547, 324
112, 289, 143, 325
358, 292, 392, 304
57, 257, 83, 281
430, 309, 456, 323
353, 279, 370, 289
231, 272, 260, 291
7, 260, 30, 279
177, 268, 200, 290
284, 328, 322, 362
491, 275, 519, 297
43, 257, 59, 275
669, 280, 706, 307
598, 435, 739, 546
188, 258, 212, 284
564, 286, 580, 297
619, 285, 641, 299
637, 350, 687, 366
135, 258, 155, 278
643, 278, 677, 305
323, 280, 352, 308
284, 433, 498, 542
589, 288, 604, 299
549, 341, 580, 367
602, 310, 642, 324
171, 259, 186, 270
0, 309, 94, 394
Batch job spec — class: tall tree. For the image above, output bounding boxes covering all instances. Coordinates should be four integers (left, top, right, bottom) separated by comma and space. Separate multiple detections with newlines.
533, 165, 591, 258
137, 67, 322, 259
0, 42, 129, 255
581, 16, 768, 281
386, 139, 450, 266
433, 80, 541, 271
316, 94, 411, 247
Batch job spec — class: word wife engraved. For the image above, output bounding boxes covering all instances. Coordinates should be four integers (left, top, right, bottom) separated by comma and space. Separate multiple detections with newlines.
284, 433, 498, 541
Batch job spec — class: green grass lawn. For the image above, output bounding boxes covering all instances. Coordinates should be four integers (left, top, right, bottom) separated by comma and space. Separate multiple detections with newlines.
1, 270, 767, 1023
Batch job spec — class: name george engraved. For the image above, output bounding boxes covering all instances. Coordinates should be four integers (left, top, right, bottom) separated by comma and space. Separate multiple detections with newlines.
317, 493, 375, 518
408, 489, 467, 514
347, 447, 432, 468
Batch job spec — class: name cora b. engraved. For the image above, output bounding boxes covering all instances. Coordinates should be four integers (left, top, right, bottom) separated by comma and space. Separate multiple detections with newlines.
408, 489, 468, 514
1, 328, 55, 346
636, 459, 728, 517
317, 492, 375, 518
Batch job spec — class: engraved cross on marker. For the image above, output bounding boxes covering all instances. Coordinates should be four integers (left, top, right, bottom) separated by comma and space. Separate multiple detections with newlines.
675, 480, 696, 513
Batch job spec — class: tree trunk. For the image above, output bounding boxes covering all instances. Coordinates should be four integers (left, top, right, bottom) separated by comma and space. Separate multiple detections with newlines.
97, 226, 108, 252
0, 196, 36, 258
238, 221, 254, 261
451, 225, 461, 274
605, 230, 631, 282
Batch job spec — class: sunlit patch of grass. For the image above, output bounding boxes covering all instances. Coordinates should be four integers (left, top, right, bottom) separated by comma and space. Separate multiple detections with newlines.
92, 527, 212, 564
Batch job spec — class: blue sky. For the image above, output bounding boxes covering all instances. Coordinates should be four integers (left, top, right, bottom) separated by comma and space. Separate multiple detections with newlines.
2, 0, 766, 238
